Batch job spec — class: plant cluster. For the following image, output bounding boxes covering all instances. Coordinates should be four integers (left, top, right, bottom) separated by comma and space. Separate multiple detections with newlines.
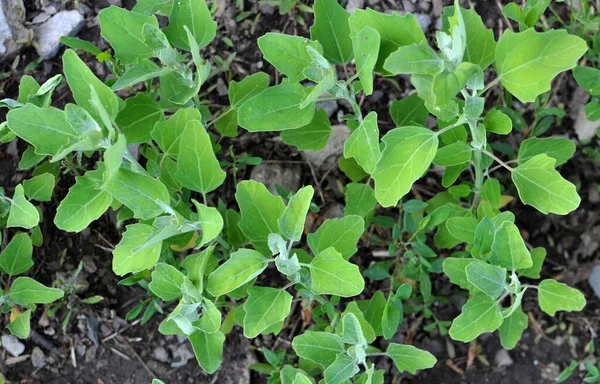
0, 0, 592, 382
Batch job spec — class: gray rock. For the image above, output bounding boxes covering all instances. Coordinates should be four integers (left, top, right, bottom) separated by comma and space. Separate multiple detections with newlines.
414, 13, 432, 32
316, 99, 338, 118
2, 334, 25, 357
0, 0, 29, 59
250, 163, 301, 194
31, 346, 46, 368
170, 344, 194, 368
574, 102, 600, 141
153, 346, 170, 363
345, 0, 364, 14
588, 265, 600, 299
494, 349, 514, 367
107, 0, 122, 5
302, 124, 350, 173
581, 226, 600, 258
34, 10, 84, 59
31, 12, 51, 24
322, 203, 345, 220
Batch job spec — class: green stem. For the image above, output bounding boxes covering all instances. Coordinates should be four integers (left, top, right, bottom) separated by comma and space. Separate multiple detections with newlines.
478, 78, 500, 96
207, 107, 233, 128
481, 149, 513, 172
467, 119, 485, 211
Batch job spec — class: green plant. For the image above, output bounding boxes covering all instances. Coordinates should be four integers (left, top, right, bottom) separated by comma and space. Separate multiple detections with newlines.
0, 0, 590, 382
559, 340, 600, 383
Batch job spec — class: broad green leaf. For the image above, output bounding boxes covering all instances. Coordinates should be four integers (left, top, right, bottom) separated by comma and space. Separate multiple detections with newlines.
181, 246, 214, 292
63, 49, 121, 123
7, 185, 39, 229
584, 101, 600, 121
489, 221, 532, 271
22, 173, 54, 202
386, 344, 436, 374
446, 216, 478, 244
433, 141, 472, 166
292, 373, 312, 384
495, 29, 587, 102
112, 223, 162, 276
10, 277, 64, 306
243, 286, 292, 338
61, 35, 102, 55
225, 209, 247, 248
192, 201, 224, 246
214, 109, 238, 138
573, 66, 600, 96
310, 0, 353, 65
342, 312, 367, 345
518, 247, 546, 279
206, 249, 268, 296
343, 301, 376, 343
258, 34, 323, 82
103, 135, 127, 187
149, 263, 186, 301
382, 295, 401, 340
175, 120, 225, 194
481, 178, 501, 209
0, 233, 33, 276
498, 306, 528, 350
18, 75, 40, 104
449, 293, 503, 342
512, 154, 580, 215
238, 83, 316, 132
112, 60, 172, 91
372, 127, 438, 207
384, 44, 444, 75
484, 109, 512, 135
344, 112, 381, 174
115, 93, 165, 144
537, 279, 586, 316
229, 72, 270, 109
308, 247, 364, 297
389, 93, 429, 127
197, 299, 221, 333
518, 137, 575, 166
278, 186, 314, 242
522, 0, 552, 27
352, 27, 380, 95
189, 330, 225, 374
163, 0, 216, 50
55, 170, 112, 232
151, 108, 201, 158
280, 108, 332, 151
349, 9, 426, 74
344, 182, 377, 218
106, 168, 169, 220
307, 215, 364, 260
291, 331, 345, 368
465, 262, 506, 299
18, 147, 45, 170
7, 309, 31, 339
323, 353, 360, 384
339, 156, 368, 182
236, 180, 286, 254
99, 6, 157, 63
158, 69, 201, 107
7, 104, 78, 156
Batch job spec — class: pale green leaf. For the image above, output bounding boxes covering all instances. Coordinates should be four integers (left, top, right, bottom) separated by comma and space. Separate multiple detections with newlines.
149, 263, 187, 301
310, 0, 353, 65
181, 246, 214, 292
0, 233, 33, 276
433, 141, 472, 166
344, 182, 376, 218
258, 34, 324, 82
111, 60, 172, 91
280, 108, 332, 152
344, 111, 381, 174
243, 286, 292, 338
518, 247, 546, 279
446, 216, 478, 244
442, 257, 482, 292
7, 185, 39, 229
278, 186, 314, 242
573, 66, 600, 96
308, 247, 364, 297
10, 277, 64, 306
7, 309, 31, 339
189, 330, 225, 374
307, 215, 364, 260
389, 93, 429, 127
465, 262, 506, 299
484, 109, 512, 135
518, 137, 575, 166
386, 343, 436, 374
342, 312, 367, 345
229, 72, 270, 109
151, 108, 202, 158
206, 249, 268, 296
490, 221, 532, 271
22, 173, 54, 202
115, 93, 165, 144
449, 293, 503, 342
112, 223, 162, 276
498, 306, 528, 350
323, 353, 360, 384
384, 44, 444, 75
352, 27, 380, 95
192, 201, 224, 246
537, 279, 586, 316
291, 331, 345, 368
163, 0, 216, 50
343, 301, 376, 343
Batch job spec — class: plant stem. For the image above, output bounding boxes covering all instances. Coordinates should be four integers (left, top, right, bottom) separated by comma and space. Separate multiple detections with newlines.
481, 149, 513, 172
207, 107, 233, 128
478, 78, 500, 96
467, 120, 485, 211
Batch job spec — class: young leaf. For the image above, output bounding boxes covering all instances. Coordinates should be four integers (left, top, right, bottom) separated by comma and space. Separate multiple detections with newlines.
197, 299, 221, 333
372, 127, 438, 207
7, 309, 31, 339
352, 27, 380, 95
446, 216, 478, 244
342, 312, 367, 345
484, 109, 512, 135
433, 141, 472, 166
291, 331, 345, 368
181, 246, 214, 292
310, 0, 353, 65
189, 330, 225, 374
243, 286, 292, 338
206, 249, 268, 296
112, 60, 172, 91
389, 93, 429, 127
344, 112, 381, 174
229, 72, 270, 110
449, 293, 503, 342
381, 295, 401, 340
0, 233, 33, 276
489, 221, 532, 271
292, 373, 313, 384
308, 247, 364, 297
498, 306, 528, 350
258, 34, 323, 82
151, 108, 202, 159
175, 120, 226, 194
280, 109, 332, 152
344, 182, 377, 218
511, 154, 580, 215
307, 215, 364, 260
149, 263, 187, 302
573, 66, 600, 96
163, 0, 216, 50
22, 173, 55, 202
518, 247, 546, 279
465, 262, 506, 299
495, 29, 587, 102
384, 44, 444, 75
192, 201, 224, 247
518, 137, 575, 166
537, 279, 586, 316
7, 185, 39, 229
386, 344, 437, 374
10, 277, 64, 306
112, 224, 162, 276
323, 353, 360, 384
115, 93, 165, 144
343, 302, 376, 343
278, 186, 314, 242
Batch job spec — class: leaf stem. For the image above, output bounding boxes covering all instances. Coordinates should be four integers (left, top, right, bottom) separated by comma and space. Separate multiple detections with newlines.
478, 78, 500, 96
481, 149, 513, 172
207, 107, 233, 128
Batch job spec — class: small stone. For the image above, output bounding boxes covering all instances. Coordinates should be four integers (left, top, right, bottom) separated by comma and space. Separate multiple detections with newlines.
82, 255, 97, 273
170, 344, 194, 368
34, 10, 85, 59
0, 0, 29, 59
1, 334, 25, 357
414, 13, 432, 32
85, 345, 97, 363
153, 346, 170, 363
250, 163, 301, 194
322, 203, 345, 220
303, 124, 350, 173
494, 349, 514, 367
574, 102, 600, 141
31, 12, 51, 24
316, 99, 338, 117
31, 347, 46, 368
345, 0, 364, 14
216, 77, 228, 97
588, 265, 600, 299
107, 0, 122, 5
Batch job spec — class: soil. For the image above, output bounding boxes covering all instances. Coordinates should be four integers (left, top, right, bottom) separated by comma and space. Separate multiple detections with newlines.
0, 0, 599, 383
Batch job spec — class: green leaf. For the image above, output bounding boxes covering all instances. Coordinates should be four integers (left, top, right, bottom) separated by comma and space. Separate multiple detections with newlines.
465, 262, 506, 299
489, 221, 532, 271
584, 101, 600, 121
386, 343, 436, 374
291, 331, 345, 368
7, 185, 39, 229
352, 27, 380, 95
238, 83, 316, 132
323, 353, 360, 384
243, 286, 292, 338
17, 75, 40, 104
152, 108, 201, 158
484, 109, 512, 135
343, 301, 376, 343
512, 154, 580, 215
163, 0, 216, 50
518, 137, 575, 166
115, 93, 165, 144
149, 263, 187, 301
236, 180, 286, 254
537, 279, 586, 316
433, 141, 472, 166
10, 277, 64, 306
446, 216, 478, 244
189, 330, 225, 374
192, 201, 224, 247
7, 309, 31, 339
498, 306, 528, 350
349, 9, 426, 74
258, 34, 323, 82
344, 182, 377, 218
175, 120, 225, 194
573, 66, 600, 96
197, 299, 221, 333
278, 186, 314, 242
342, 312, 367, 345
390, 93, 429, 127
495, 29, 587, 102
443, 257, 481, 291
106, 168, 169, 220
112, 60, 172, 91
292, 373, 313, 384
384, 44, 444, 75
307, 215, 364, 260
0, 233, 33, 276
372, 127, 438, 207
206, 249, 268, 296
229, 72, 270, 110
181, 246, 214, 292
310, 0, 353, 65
22, 173, 54, 202
382, 295, 401, 339
112, 223, 162, 276
449, 293, 503, 342
522, 0, 552, 27
344, 112, 381, 174
518, 247, 546, 279
280, 108, 332, 151
308, 247, 364, 297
